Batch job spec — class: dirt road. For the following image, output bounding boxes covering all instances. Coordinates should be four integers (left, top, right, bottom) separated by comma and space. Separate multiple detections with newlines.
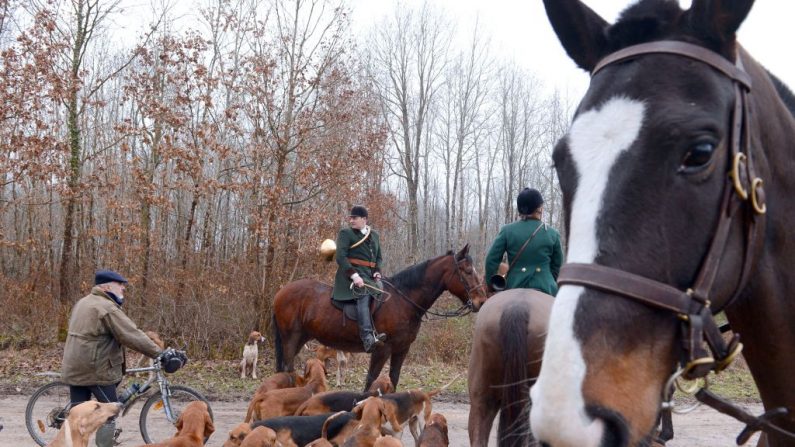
1, 394, 760, 446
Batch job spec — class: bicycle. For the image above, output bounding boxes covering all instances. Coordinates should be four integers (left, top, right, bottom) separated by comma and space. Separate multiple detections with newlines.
25, 351, 212, 446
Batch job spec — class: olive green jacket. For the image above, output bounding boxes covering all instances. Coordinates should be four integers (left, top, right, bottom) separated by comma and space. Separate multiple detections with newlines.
61, 287, 162, 386
332, 227, 382, 302
485, 219, 564, 296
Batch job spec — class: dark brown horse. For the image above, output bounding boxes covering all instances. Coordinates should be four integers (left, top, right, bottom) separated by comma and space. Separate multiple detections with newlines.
272, 244, 488, 391
532, 1, 795, 447
468, 289, 552, 447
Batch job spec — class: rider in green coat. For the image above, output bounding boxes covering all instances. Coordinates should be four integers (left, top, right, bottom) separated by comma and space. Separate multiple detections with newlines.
485, 188, 564, 296
332, 205, 386, 352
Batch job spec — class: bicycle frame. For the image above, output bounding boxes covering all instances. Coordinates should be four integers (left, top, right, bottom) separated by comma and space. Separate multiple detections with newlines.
124, 360, 178, 423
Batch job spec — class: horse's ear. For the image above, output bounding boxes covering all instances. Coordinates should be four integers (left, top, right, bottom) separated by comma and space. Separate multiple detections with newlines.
687, 0, 754, 52
456, 244, 470, 260
543, 0, 609, 71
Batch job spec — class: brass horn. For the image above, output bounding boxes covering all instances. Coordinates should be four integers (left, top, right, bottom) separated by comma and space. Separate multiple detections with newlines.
489, 261, 509, 292
320, 239, 337, 262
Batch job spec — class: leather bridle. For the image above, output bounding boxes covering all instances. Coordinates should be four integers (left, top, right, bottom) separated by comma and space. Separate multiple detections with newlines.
453, 256, 487, 311
560, 40, 764, 380
555, 41, 793, 442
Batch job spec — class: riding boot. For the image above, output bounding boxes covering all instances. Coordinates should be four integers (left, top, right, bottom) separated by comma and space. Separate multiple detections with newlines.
356, 295, 386, 353
95, 420, 116, 447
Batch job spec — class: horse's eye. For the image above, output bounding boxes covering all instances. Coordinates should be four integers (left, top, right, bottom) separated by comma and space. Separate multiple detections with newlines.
680, 142, 716, 172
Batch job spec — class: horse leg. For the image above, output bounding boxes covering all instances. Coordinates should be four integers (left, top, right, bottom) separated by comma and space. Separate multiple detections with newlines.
363, 347, 391, 392
280, 331, 305, 373
387, 349, 409, 391
468, 332, 499, 447
468, 394, 498, 447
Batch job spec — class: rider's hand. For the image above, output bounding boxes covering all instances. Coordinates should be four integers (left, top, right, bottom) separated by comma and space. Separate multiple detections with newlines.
351, 273, 364, 288
374, 272, 382, 280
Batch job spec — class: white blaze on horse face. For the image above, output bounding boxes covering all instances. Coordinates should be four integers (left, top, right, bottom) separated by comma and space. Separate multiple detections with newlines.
531, 96, 646, 446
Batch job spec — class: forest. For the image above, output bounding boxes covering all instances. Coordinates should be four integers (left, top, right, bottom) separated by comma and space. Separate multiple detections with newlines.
0, 0, 570, 354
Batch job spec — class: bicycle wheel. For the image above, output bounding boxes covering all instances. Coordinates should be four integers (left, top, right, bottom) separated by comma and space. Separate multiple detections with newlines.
138, 385, 212, 444
25, 381, 71, 446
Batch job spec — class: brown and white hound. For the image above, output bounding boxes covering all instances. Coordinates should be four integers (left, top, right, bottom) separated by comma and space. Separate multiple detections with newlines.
251, 359, 328, 420
245, 371, 304, 422
417, 413, 448, 446
341, 397, 402, 447
135, 400, 214, 447
241, 331, 267, 379
46, 401, 122, 447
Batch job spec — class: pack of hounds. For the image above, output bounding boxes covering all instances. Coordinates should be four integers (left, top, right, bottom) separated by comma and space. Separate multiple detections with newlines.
231, 330, 452, 446
46, 330, 451, 447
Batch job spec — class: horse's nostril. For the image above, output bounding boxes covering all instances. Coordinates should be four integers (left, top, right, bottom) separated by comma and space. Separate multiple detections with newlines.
587, 405, 630, 447
540, 443, 551, 447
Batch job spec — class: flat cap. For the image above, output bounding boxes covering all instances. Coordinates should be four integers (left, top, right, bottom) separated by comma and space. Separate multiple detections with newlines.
95, 269, 128, 285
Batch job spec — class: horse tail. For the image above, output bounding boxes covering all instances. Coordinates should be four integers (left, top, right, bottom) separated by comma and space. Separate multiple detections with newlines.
497, 302, 532, 447
272, 313, 285, 372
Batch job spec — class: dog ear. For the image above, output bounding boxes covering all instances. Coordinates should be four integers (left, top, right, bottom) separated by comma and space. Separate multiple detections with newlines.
175, 412, 184, 432
352, 400, 365, 419
204, 413, 216, 438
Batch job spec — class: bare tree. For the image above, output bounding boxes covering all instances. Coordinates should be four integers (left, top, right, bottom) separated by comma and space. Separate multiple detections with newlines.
366, 2, 451, 260
433, 19, 491, 248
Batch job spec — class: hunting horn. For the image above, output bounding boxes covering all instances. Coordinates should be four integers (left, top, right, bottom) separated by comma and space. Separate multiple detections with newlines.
489, 261, 509, 291
320, 239, 336, 262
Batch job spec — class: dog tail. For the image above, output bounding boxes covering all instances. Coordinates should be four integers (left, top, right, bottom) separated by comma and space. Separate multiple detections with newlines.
426, 373, 461, 398
272, 313, 285, 372
497, 301, 532, 447
294, 399, 309, 416
244, 394, 262, 423
322, 411, 348, 440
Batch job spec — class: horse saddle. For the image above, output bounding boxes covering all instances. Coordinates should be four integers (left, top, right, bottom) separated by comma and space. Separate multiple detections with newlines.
330, 298, 382, 323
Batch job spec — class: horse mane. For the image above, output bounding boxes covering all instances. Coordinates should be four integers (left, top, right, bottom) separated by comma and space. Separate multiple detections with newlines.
767, 70, 795, 117
386, 250, 455, 291
387, 259, 431, 291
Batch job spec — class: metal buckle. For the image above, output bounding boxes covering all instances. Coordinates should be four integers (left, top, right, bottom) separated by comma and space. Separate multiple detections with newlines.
751, 178, 767, 214
715, 341, 743, 373
730, 153, 749, 200
683, 356, 715, 380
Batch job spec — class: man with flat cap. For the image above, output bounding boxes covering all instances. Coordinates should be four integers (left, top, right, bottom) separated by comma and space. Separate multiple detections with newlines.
61, 269, 163, 447
332, 205, 387, 353
485, 188, 564, 296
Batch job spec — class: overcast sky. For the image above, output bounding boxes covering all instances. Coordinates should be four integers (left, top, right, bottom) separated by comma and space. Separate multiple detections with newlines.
348, 0, 795, 102
114, 0, 794, 106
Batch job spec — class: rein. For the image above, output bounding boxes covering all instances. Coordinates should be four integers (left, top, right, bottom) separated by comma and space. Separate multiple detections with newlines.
557, 40, 791, 443
380, 255, 482, 320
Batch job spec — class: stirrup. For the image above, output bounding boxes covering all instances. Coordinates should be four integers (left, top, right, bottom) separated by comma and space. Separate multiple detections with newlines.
363, 334, 385, 353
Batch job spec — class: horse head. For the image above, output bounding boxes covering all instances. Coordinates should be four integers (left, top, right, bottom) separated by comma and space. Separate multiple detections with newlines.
531, 1, 787, 446
447, 244, 488, 311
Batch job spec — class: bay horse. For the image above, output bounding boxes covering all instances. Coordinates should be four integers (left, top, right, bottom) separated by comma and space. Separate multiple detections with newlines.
272, 244, 487, 391
468, 289, 552, 447
532, 1, 795, 447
